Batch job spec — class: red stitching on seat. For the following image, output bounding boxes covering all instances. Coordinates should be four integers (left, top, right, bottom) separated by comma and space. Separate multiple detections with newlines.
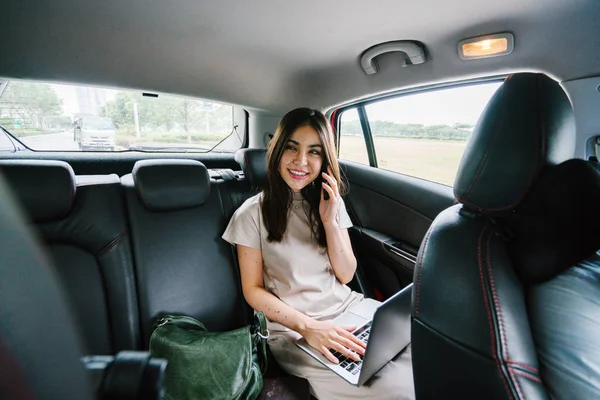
477, 227, 495, 352
459, 198, 519, 212
510, 368, 542, 384
506, 360, 539, 374
414, 223, 434, 317
511, 369, 526, 400
477, 226, 513, 400
486, 230, 508, 361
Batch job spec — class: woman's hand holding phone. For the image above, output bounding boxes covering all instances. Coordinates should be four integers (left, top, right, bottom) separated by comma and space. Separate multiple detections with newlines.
319, 166, 340, 227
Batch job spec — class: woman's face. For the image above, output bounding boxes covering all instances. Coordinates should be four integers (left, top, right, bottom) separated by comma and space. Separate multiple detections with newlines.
278, 125, 324, 193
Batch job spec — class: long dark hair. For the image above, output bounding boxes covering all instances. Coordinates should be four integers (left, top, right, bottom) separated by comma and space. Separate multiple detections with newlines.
262, 108, 346, 247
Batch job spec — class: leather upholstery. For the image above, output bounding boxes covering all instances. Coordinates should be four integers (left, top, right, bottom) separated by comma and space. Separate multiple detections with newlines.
0, 160, 76, 222
413, 73, 578, 400
505, 159, 600, 284
212, 169, 252, 222
40, 175, 140, 354
1, 162, 140, 355
1, 159, 307, 395
122, 168, 252, 345
234, 148, 268, 188
133, 159, 211, 212
413, 206, 547, 399
0, 170, 93, 399
454, 73, 575, 213
528, 254, 600, 399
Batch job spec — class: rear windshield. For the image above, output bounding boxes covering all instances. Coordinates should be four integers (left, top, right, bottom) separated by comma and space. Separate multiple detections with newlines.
0, 80, 239, 152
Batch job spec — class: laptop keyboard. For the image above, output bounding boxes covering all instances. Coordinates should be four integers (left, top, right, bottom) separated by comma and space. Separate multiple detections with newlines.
330, 322, 372, 375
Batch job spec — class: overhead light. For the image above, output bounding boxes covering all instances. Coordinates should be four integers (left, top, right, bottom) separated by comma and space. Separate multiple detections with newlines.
458, 33, 514, 60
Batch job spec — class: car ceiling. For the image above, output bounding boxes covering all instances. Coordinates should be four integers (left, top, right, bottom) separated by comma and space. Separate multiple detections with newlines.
1, 0, 599, 114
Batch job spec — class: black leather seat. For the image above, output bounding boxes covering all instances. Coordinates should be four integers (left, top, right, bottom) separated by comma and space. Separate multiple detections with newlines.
0, 164, 93, 399
234, 148, 268, 191
1, 157, 310, 396
411, 73, 580, 399
122, 159, 311, 396
0, 160, 140, 355
231, 148, 268, 213
121, 159, 252, 345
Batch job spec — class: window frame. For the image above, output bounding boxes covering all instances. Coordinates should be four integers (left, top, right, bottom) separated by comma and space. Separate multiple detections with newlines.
330, 75, 507, 171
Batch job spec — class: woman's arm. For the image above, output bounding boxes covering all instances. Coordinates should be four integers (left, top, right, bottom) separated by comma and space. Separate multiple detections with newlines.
237, 244, 365, 363
237, 244, 311, 331
324, 226, 356, 284
320, 169, 357, 284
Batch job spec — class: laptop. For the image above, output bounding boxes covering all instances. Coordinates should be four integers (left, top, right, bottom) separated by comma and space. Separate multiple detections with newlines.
295, 283, 412, 387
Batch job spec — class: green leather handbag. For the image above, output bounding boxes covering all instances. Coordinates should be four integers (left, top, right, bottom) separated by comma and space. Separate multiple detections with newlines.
149, 312, 269, 400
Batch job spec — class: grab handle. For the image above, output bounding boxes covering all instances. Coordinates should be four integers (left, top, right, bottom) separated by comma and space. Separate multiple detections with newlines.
360, 41, 427, 75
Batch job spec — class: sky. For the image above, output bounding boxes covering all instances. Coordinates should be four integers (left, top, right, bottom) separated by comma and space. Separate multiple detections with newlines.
52, 83, 118, 115
344, 81, 502, 126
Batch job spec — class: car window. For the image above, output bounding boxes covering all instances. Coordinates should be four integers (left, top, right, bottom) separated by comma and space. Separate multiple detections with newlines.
0, 130, 16, 152
338, 81, 502, 186
0, 80, 238, 152
338, 108, 369, 165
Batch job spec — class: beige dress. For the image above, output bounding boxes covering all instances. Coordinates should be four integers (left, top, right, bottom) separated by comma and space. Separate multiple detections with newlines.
222, 192, 414, 400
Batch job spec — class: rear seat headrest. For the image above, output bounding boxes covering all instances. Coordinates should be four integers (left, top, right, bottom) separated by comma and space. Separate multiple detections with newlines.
0, 160, 76, 222
132, 159, 211, 212
234, 148, 267, 187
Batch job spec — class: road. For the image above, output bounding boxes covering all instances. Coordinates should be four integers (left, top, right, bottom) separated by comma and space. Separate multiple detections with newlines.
19, 130, 80, 151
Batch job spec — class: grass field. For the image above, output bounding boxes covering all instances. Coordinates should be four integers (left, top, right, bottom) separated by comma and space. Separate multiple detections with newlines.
340, 136, 468, 186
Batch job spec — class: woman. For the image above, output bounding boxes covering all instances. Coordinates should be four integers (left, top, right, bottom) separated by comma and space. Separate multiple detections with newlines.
222, 108, 414, 399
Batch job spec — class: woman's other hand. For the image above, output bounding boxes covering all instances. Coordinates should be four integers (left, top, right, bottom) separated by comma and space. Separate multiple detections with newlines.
299, 319, 366, 364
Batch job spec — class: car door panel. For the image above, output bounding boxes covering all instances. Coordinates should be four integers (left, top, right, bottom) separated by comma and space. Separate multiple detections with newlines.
342, 161, 454, 299
347, 182, 434, 248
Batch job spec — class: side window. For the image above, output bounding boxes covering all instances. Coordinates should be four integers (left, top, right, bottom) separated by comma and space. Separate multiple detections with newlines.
338, 108, 369, 165
339, 82, 502, 186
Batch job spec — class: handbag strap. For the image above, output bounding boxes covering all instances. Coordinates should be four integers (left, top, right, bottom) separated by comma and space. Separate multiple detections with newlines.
252, 312, 269, 372
155, 315, 207, 332
254, 312, 268, 339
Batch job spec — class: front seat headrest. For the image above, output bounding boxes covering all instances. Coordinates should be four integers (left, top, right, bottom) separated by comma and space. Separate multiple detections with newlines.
0, 160, 76, 222
0, 170, 93, 399
454, 73, 575, 214
234, 148, 267, 188
507, 159, 600, 284
132, 159, 211, 212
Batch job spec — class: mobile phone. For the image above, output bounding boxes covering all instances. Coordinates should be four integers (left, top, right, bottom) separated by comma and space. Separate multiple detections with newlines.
321, 162, 330, 200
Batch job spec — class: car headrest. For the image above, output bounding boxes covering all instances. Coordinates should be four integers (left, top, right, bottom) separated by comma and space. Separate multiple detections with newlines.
234, 148, 267, 188
454, 73, 575, 214
506, 159, 600, 284
132, 159, 211, 212
0, 160, 76, 222
0, 168, 93, 400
